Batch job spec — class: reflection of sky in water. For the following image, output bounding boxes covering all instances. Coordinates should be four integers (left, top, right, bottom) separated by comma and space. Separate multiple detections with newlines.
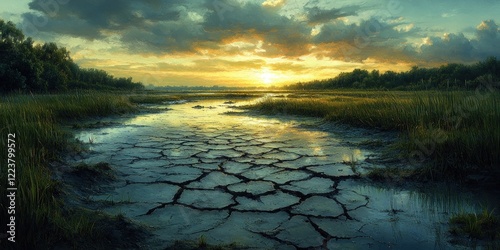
125, 99, 338, 156
75, 99, 500, 216
73, 97, 499, 249
354, 184, 489, 217
342, 148, 364, 162
75, 98, 343, 158
343, 182, 500, 249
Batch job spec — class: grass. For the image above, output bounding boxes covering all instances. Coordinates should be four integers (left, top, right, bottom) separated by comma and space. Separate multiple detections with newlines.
0, 92, 137, 249
342, 152, 360, 175
449, 209, 500, 240
246, 90, 500, 180
366, 167, 422, 181
1, 89, 497, 247
167, 236, 244, 250
71, 162, 115, 181
0, 91, 260, 248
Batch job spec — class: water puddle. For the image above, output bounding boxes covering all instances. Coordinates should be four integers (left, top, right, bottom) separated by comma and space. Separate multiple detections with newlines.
71, 97, 498, 249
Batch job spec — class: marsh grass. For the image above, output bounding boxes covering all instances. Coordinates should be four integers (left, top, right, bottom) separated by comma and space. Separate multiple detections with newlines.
72, 162, 115, 181
342, 152, 360, 175
247, 90, 500, 179
367, 167, 421, 181
168, 237, 244, 250
0, 93, 136, 248
450, 209, 499, 240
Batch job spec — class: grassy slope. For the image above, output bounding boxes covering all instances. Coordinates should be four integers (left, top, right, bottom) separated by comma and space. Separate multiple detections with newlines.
247, 90, 500, 179
0, 93, 135, 249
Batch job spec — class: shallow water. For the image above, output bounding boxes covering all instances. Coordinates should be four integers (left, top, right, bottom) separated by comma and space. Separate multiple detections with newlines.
72, 97, 498, 249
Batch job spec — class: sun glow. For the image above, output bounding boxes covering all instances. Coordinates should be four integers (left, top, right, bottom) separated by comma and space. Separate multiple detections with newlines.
259, 68, 278, 85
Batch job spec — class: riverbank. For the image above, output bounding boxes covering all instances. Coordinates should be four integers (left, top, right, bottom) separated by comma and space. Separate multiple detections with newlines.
243, 90, 500, 182
0, 93, 141, 248
65, 96, 499, 248
0, 92, 265, 249
1, 91, 498, 249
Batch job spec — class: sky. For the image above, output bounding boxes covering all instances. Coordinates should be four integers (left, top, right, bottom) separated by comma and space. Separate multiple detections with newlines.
1, 0, 499, 87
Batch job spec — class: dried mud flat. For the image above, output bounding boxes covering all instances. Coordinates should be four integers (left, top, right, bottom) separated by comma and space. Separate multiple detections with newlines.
64, 98, 497, 249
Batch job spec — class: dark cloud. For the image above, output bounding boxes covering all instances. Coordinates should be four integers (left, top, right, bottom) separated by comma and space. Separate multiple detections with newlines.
415, 20, 500, 62
22, 12, 104, 39
120, 19, 206, 53
315, 18, 414, 44
23, 0, 187, 40
473, 20, 500, 58
313, 21, 357, 43
418, 33, 475, 62
19, 0, 500, 64
23, 0, 311, 57
312, 17, 499, 63
202, 2, 311, 57
312, 18, 418, 61
305, 5, 360, 24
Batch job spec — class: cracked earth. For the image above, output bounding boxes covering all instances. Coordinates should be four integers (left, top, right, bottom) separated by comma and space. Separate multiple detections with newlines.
70, 98, 496, 249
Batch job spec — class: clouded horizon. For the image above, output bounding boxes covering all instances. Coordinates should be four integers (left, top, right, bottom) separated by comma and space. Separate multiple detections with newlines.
1, 0, 499, 87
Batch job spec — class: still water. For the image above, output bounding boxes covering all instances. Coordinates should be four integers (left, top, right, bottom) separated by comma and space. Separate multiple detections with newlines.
73, 97, 498, 249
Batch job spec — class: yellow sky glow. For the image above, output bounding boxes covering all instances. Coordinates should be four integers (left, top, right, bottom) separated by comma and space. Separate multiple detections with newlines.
4, 0, 495, 87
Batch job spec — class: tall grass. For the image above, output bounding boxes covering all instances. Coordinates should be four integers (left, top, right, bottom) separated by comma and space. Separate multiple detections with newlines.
450, 208, 499, 240
247, 91, 500, 179
0, 93, 135, 249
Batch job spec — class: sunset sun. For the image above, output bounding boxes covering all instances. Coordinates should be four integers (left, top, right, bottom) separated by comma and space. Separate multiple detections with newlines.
259, 68, 278, 85
0, 0, 499, 248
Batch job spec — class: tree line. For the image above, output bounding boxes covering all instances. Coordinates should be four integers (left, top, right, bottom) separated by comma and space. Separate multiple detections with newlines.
287, 58, 500, 90
0, 19, 144, 93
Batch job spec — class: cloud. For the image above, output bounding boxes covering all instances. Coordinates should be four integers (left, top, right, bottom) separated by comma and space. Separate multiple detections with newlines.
119, 19, 207, 54
305, 5, 360, 25
473, 19, 500, 58
262, 0, 287, 9
312, 18, 418, 62
268, 62, 309, 73
415, 20, 500, 62
22, 0, 194, 41
202, 2, 311, 57
418, 33, 475, 62
312, 21, 358, 43
23, 0, 312, 57
190, 58, 266, 72
22, 12, 105, 39
19, 0, 500, 65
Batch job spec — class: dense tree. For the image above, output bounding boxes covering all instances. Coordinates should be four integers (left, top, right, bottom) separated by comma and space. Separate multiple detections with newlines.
287, 57, 500, 90
0, 19, 144, 93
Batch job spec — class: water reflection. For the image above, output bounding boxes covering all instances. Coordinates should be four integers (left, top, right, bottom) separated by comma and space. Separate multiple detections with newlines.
345, 182, 499, 249
72, 97, 498, 249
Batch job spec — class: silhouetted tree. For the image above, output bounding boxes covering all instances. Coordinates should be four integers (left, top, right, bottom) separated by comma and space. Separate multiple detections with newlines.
0, 19, 144, 93
287, 57, 500, 90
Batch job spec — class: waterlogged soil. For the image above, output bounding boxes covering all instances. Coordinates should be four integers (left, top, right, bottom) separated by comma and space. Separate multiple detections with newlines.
68, 97, 499, 249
